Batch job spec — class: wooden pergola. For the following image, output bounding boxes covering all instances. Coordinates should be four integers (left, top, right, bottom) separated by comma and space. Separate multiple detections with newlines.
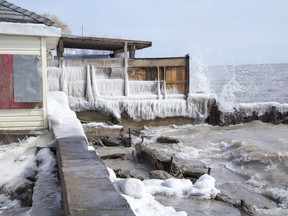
57, 35, 152, 59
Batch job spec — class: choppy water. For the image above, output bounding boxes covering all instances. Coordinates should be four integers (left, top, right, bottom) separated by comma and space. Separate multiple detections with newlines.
141, 62, 288, 215
190, 62, 288, 112
141, 121, 288, 215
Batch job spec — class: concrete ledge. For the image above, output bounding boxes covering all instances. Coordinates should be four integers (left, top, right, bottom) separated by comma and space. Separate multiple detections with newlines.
56, 136, 134, 216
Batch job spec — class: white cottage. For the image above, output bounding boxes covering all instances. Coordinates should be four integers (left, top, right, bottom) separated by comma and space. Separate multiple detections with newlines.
0, 0, 61, 131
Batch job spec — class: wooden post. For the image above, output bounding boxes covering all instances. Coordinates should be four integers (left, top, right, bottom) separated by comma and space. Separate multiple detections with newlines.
207, 167, 211, 175
128, 128, 131, 147
129, 45, 136, 58
57, 39, 64, 68
185, 54, 190, 97
163, 66, 167, 99
157, 66, 161, 99
124, 42, 129, 96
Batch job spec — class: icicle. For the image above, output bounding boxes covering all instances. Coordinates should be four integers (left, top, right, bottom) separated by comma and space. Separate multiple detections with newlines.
86, 65, 93, 102
91, 66, 100, 99
163, 81, 167, 99
60, 68, 68, 94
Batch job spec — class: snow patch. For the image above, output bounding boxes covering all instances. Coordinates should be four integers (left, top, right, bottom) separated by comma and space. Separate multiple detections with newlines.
108, 168, 220, 216
48, 91, 86, 139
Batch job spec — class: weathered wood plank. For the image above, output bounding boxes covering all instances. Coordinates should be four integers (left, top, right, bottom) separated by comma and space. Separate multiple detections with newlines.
129, 58, 186, 67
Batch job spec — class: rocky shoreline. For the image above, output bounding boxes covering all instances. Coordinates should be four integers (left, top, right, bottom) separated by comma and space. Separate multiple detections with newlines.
83, 115, 283, 216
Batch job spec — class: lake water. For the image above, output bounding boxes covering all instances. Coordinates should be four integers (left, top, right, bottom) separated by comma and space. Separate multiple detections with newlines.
140, 62, 288, 215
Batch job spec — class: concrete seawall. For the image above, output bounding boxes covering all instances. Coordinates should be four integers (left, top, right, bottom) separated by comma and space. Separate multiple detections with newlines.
55, 135, 134, 215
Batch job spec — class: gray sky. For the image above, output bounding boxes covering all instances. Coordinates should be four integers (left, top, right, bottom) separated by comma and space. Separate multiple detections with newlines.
9, 0, 288, 65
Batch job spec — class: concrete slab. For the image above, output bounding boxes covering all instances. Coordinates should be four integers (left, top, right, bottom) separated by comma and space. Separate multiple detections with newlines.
55, 135, 135, 216
63, 177, 132, 212
57, 138, 97, 160
69, 208, 135, 216
62, 161, 109, 179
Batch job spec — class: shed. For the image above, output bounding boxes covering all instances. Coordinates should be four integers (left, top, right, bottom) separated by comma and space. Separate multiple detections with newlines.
0, 0, 61, 131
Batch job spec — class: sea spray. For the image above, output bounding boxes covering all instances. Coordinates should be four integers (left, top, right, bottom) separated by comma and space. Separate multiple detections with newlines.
189, 57, 211, 94
218, 74, 242, 112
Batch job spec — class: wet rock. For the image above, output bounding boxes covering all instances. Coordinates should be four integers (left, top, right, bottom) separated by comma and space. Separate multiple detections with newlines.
4, 180, 34, 207
120, 137, 131, 147
149, 170, 176, 180
101, 153, 127, 160
156, 136, 180, 144
101, 136, 121, 147
216, 182, 277, 215
282, 116, 288, 124
114, 169, 144, 180
134, 143, 207, 180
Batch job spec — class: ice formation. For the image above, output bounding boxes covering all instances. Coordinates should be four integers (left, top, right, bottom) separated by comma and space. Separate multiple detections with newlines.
48, 67, 216, 121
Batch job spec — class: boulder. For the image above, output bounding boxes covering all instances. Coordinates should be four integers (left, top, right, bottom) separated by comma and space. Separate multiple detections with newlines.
149, 170, 176, 180
101, 136, 121, 147
114, 169, 144, 180
157, 136, 180, 144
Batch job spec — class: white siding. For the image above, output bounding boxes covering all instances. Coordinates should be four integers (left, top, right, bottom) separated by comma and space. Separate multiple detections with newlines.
41, 37, 48, 128
0, 35, 41, 55
0, 109, 45, 131
0, 35, 47, 131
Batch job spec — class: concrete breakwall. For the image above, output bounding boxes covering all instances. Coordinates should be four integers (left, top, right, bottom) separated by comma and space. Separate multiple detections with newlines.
48, 91, 134, 215
55, 135, 134, 216
207, 100, 288, 126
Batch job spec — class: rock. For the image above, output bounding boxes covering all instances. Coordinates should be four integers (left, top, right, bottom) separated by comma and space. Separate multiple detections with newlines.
134, 143, 207, 180
101, 136, 121, 147
282, 116, 288, 124
216, 182, 277, 215
114, 169, 144, 180
157, 136, 180, 144
101, 153, 128, 160
120, 137, 131, 147
149, 170, 176, 180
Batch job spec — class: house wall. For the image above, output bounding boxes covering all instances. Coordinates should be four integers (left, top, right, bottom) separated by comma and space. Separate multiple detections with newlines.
0, 35, 47, 131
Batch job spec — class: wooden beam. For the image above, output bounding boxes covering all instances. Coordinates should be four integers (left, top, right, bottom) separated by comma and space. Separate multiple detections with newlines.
129, 45, 136, 58
185, 54, 190, 96
124, 42, 129, 96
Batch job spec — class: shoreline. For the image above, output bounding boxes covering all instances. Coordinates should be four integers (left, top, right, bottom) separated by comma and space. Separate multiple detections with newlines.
84, 115, 286, 215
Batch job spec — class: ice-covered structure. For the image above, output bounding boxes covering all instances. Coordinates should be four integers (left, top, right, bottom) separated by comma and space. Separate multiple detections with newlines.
48, 35, 215, 121
48, 65, 215, 121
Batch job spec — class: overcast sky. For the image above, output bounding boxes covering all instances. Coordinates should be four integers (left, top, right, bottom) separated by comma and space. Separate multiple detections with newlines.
9, 0, 288, 65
